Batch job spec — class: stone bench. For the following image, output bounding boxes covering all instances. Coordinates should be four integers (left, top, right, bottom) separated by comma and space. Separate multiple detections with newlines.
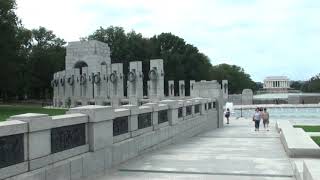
303, 160, 320, 180
276, 120, 293, 132
280, 125, 320, 158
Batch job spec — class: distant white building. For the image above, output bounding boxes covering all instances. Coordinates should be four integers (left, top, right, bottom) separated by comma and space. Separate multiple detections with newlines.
263, 76, 290, 93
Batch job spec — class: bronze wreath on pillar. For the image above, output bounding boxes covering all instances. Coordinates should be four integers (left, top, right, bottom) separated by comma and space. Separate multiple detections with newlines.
67, 75, 74, 86
148, 68, 158, 81
128, 71, 136, 82
93, 73, 101, 84
80, 74, 87, 85
110, 72, 117, 83
60, 78, 65, 86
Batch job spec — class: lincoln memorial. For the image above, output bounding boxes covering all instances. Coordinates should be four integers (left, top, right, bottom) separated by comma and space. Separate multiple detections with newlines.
263, 76, 290, 92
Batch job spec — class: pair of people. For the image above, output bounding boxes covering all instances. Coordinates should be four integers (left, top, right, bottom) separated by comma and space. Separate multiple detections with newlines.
252, 107, 269, 131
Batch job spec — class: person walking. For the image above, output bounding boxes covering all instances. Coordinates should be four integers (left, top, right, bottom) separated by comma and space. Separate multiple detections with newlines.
253, 108, 261, 131
225, 108, 231, 124
262, 108, 270, 131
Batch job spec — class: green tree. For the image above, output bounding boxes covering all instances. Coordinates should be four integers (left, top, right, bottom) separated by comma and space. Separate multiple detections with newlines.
303, 74, 320, 92
87, 28, 213, 95
26, 27, 66, 99
0, 0, 21, 100
210, 64, 256, 94
291, 81, 304, 91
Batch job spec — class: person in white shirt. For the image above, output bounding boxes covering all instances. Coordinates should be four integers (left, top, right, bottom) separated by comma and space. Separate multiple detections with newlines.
253, 108, 261, 131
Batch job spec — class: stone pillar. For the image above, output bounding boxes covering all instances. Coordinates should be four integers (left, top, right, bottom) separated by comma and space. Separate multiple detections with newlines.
92, 65, 105, 105
179, 80, 185, 97
59, 71, 67, 107
168, 80, 175, 97
52, 72, 59, 106
149, 59, 164, 101
242, 89, 253, 105
128, 61, 143, 105
99, 65, 107, 98
222, 80, 228, 104
65, 69, 73, 101
73, 68, 81, 106
80, 66, 91, 104
110, 63, 124, 107
190, 80, 196, 97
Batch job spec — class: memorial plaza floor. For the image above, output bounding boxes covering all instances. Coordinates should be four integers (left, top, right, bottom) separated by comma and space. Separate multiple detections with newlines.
86, 118, 296, 180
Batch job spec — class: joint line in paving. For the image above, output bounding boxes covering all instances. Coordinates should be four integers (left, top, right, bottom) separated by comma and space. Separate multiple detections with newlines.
118, 169, 294, 178
197, 136, 280, 139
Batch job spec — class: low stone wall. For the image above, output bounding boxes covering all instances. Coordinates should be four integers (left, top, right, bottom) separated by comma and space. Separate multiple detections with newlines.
0, 98, 221, 180
288, 94, 320, 104
276, 120, 320, 158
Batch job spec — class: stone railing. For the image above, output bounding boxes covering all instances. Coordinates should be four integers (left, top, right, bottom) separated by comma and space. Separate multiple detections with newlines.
0, 98, 221, 180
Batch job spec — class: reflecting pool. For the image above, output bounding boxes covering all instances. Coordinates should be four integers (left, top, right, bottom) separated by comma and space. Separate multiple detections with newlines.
233, 107, 320, 125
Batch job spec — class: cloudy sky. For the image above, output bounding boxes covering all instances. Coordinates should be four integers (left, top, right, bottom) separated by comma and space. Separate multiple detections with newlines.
16, 0, 320, 82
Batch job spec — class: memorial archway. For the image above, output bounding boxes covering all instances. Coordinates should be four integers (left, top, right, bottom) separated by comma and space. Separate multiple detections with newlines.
74, 61, 88, 75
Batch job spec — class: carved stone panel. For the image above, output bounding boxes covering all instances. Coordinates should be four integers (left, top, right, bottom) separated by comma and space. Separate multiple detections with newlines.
138, 113, 152, 129
113, 116, 129, 136
186, 106, 192, 116
0, 134, 24, 168
178, 107, 183, 118
158, 110, 168, 124
51, 124, 86, 154
195, 104, 200, 114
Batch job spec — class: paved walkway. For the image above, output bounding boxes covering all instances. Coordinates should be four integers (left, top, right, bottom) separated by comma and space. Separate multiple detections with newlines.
90, 119, 295, 180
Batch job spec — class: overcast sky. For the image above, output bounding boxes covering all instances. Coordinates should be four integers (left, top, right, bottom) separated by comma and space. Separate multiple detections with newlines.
16, 0, 320, 82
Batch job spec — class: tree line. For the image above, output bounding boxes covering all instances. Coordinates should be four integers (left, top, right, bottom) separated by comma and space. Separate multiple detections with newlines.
7, 0, 317, 102
291, 74, 320, 92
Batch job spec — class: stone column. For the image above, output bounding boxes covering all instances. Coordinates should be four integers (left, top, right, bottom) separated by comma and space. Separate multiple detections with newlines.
179, 80, 185, 97
110, 63, 124, 107
190, 80, 196, 97
168, 80, 175, 97
149, 59, 164, 101
128, 61, 143, 105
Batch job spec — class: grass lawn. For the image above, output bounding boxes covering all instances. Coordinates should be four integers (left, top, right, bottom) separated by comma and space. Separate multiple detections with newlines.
293, 125, 320, 132
0, 105, 67, 122
311, 136, 320, 146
